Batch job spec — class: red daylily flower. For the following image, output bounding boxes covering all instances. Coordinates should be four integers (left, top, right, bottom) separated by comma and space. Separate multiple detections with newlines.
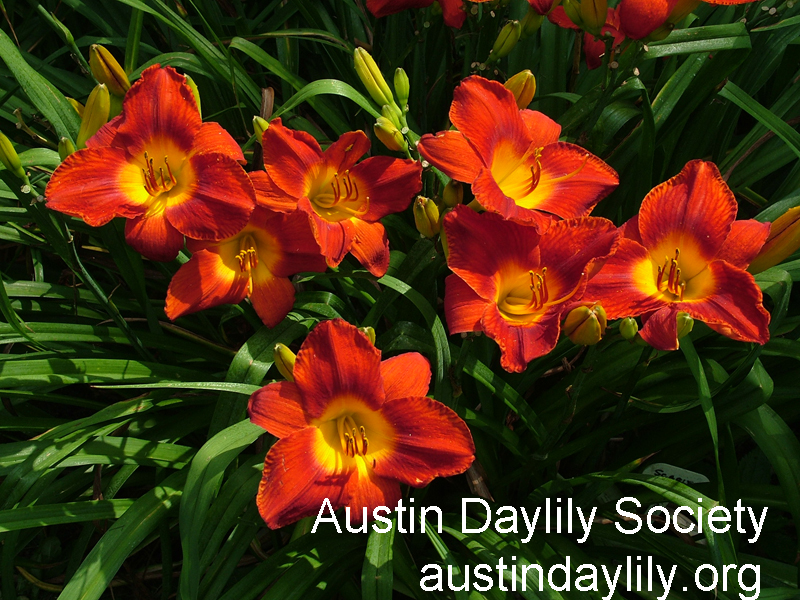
444, 205, 619, 373
248, 319, 475, 529
367, 0, 491, 28
165, 205, 327, 327
549, 7, 626, 70
46, 65, 255, 262
618, 0, 755, 40
583, 160, 771, 350
528, 0, 560, 15
417, 76, 618, 228
253, 120, 422, 277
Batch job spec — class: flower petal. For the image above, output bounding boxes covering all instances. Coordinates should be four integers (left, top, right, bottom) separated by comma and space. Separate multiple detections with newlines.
293, 319, 385, 418
417, 131, 485, 183
349, 219, 390, 277
716, 220, 770, 269
618, 0, 675, 39
481, 303, 563, 373
440, 0, 468, 28
444, 274, 487, 334
165, 246, 248, 318
249, 270, 296, 328
471, 167, 557, 227
355, 156, 422, 222
381, 353, 432, 401
165, 152, 255, 241
450, 76, 531, 164
249, 170, 298, 213
372, 396, 474, 486
300, 197, 356, 268
520, 110, 562, 148
344, 464, 402, 523
639, 306, 680, 351
45, 147, 149, 226
679, 260, 770, 345
86, 114, 123, 147
548, 6, 581, 29
444, 205, 542, 301
248, 381, 308, 438
264, 210, 327, 276
192, 122, 246, 163
261, 119, 323, 199
638, 160, 736, 265
125, 213, 185, 262
323, 131, 370, 173
257, 426, 350, 529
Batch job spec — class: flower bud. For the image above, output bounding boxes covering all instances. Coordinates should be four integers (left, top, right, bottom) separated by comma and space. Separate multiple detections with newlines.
562, 303, 607, 346
184, 75, 201, 115
563, 0, 607, 36
273, 343, 296, 382
0, 131, 26, 180
442, 181, 463, 208
394, 68, 410, 110
619, 317, 639, 340
77, 83, 110, 149
89, 44, 131, 97
354, 47, 394, 108
66, 97, 84, 118
440, 223, 449, 259
381, 104, 403, 130
358, 326, 376, 345
58, 137, 76, 162
374, 117, 407, 153
414, 196, 441, 238
504, 70, 537, 109
489, 20, 521, 62
520, 8, 545, 37
253, 116, 269, 143
676, 312, 693, 340
749, 207, 800, 274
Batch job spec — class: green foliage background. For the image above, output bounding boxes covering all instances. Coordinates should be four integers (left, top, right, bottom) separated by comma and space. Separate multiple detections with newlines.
1, 0, 800, 598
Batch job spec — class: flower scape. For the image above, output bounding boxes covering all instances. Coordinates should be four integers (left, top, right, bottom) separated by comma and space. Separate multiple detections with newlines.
3, 0, 800, 597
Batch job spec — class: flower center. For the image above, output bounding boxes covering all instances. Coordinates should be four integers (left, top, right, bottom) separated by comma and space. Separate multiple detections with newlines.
311, 170, 370, 220
336, 414, 369, 457
656, 248, 686, 300
235, 234, 258, 273
498, 268, 550, 316
141, 151, 177, 196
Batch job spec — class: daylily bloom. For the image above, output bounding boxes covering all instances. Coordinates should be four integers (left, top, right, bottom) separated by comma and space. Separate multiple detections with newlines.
367, 0, 491, 29
584, 160, 771, 350
528, 0, 561, 15
46, 65, 255, 262
444, 205, 619, 372
549, 7, 625, 69
165, 205, 327, 327
417, 76, 618, 228
618, 0, 756, 40
253, 120, 422, 277
248, 319, 475, 529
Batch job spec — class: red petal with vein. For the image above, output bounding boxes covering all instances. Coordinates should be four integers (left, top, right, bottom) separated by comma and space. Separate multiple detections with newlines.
529, 0, 558, 15
249, 170, 298, 213
529, 142, 619, 219
481, 303, 563, 373
620, 214, 643, 244
639, 306, 680, 351
344, 470, 401, 523
678, 261, 770, 344
261, 120, 323, 198
716, 220, 770, 269
583, 238, 667, 318
618, 0, 676, 39
638, 160, 736, 263
323, 131, 370, 173
248, 381, 308, 438
471, 166, 559, 227
451, 76, 531, 164
356, 156, 422, 222
444, 205, 541, 300
416, 131, 484, 183
165, 247, 248, 318
381, 353, 432, 401
349, 219, 390, 277
440, 0, 467, 27
373, 397, 474, 486
300, 197, 356, 268
125, 213, 185, 262
165, 152, 255, 241
366, 0, 432, 18
249, 272, 296, 328
257, 426, 349, 529
262, 209, 327, 277
45, 147, 147, 226
548, 6, 580, 29
293, 319, 385, 417
110, 65, 200, 156
192, 122, 246, 162
444, 274, 487, 334
520, 110, 562, 148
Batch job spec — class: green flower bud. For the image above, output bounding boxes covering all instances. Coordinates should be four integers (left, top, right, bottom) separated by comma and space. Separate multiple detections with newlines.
66, 97, 84, 118
504, 70, 537, 109
354, 47, 394, 108
394, 68, 410, 110
563, 0, 607, 36
414, 196, 441, 238
77, 83, 110, 149
676, 312, 694, 341
58, 137, 76, 162
374, 117, 407, 153
358, 326, 376, 345
489, 20, 521, 63
89, 44, 130, 97
273, 343, 296, 382
381, 104, 403, 130
619, 317, 639, 341
253, 116, 269, 143
0, 131, 26, 180
520, 7, 545, 37
184, 75, 201, 116
442, 181, 463, 208
562, 304, 607, 346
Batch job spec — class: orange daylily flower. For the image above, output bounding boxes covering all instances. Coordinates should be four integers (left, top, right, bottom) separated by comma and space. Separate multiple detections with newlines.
618, 0, 756, 40
165, 205, 327, 327
46, 65, 255, 262
248, 319, 475, 529
367, 0, 491, 28
252, 120, 422, 277
584, 160, 771, 350
417, 76, 618, 228
444, 205, 619, 373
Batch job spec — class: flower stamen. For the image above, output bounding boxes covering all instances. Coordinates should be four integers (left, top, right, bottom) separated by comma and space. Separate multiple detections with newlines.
142, 151, 177, 196
336, 415, 368, 457
656, 249, 685, 300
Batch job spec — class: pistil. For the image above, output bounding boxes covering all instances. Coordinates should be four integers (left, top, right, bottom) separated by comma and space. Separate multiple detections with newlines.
656, 248, 686, 300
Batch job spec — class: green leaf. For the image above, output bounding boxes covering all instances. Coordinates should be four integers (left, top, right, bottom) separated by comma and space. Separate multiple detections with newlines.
361, 515, 395, 600
0, 500, 134, 533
